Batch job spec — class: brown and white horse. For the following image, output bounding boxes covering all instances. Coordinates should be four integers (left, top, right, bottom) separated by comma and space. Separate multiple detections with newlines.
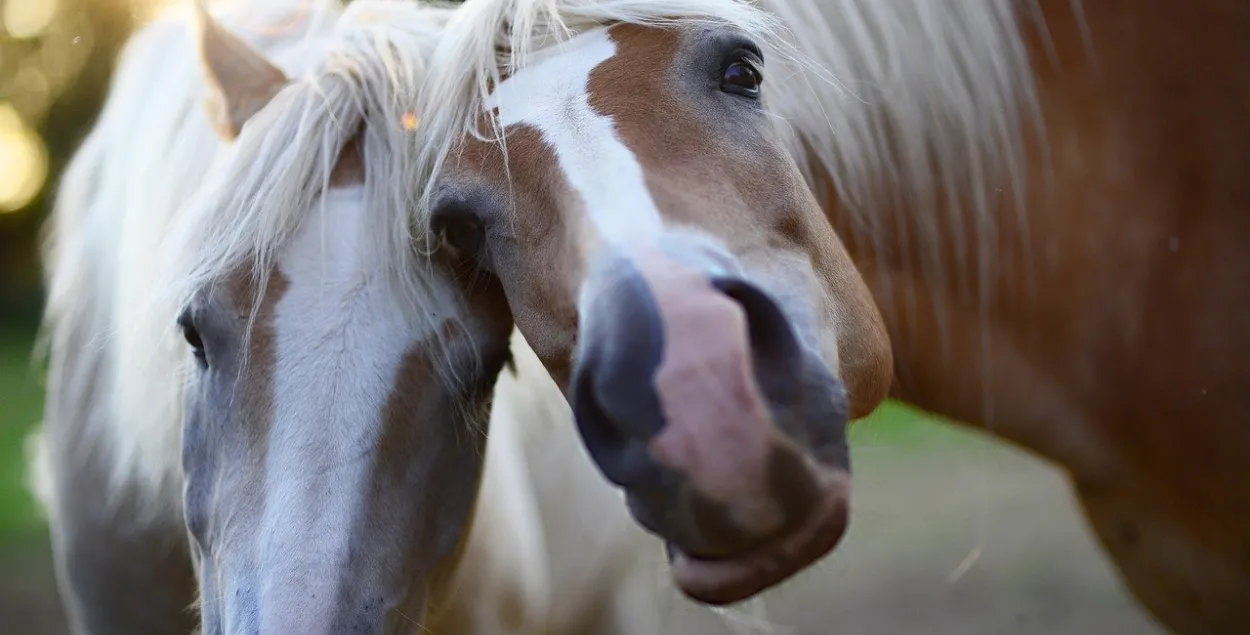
417, 0, 892, 610
29, 1, 522, 633
413, 0, 1250, 632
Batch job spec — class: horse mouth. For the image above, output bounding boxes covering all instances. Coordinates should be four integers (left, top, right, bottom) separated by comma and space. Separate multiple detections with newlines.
667, 470, 851, 605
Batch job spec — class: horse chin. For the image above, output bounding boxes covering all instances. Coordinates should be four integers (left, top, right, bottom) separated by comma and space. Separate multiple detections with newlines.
665, 468, 851, 606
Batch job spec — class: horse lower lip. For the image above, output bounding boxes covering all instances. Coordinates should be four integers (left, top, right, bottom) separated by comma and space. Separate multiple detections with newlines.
667, 471, 851, 606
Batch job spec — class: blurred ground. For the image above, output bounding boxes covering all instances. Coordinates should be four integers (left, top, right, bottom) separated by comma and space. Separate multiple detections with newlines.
639, 414, 1169, 635
730, 431, 1168, 635
0, 318, 1166, 634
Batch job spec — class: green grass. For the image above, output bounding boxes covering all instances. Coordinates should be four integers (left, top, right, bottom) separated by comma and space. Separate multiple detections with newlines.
0, 320, 46, 545
850, 399, 972, 448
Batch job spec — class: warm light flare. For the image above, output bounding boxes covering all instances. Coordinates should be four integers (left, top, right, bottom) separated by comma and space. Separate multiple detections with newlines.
0, 102, 48, 214
3, 0, 59, 39
401, 112, 419, 131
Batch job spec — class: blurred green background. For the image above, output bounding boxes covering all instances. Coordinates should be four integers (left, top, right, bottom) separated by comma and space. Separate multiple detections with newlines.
0, 2, 153, 630
0, 0, 152, 545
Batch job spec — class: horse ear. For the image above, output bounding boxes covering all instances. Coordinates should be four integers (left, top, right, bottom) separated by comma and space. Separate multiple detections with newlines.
194, 1, 289, 140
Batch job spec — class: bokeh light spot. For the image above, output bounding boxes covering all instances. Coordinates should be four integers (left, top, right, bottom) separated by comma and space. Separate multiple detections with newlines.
3, 0, 59, 40
0, 102, 48, 214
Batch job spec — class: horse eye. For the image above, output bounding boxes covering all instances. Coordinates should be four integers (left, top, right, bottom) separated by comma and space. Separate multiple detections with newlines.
432, 204, 486, 259
445, 218, 485, 256
720, 59, 762, 98
177, 312, 208, 367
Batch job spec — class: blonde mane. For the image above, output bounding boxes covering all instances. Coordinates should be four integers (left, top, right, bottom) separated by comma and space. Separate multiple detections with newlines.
39, 0, 460, 516
756, 0, 1045, 320
412, 0, 786, 210
414, 0, 1044, 327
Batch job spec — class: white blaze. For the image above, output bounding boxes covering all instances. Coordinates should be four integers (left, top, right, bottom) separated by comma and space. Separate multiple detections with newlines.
485, 28, 664, 244
257, 185, 424, 631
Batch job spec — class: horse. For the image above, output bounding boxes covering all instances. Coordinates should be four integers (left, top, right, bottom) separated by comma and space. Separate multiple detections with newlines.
413, 0, 891, 610
25, 0, 547, 632
410, 0, 1250, 633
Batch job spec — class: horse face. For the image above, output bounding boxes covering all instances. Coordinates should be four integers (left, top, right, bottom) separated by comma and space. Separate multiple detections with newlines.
427, 22, 892, 604
177, 181, 511, 633
175, 9, 513, 633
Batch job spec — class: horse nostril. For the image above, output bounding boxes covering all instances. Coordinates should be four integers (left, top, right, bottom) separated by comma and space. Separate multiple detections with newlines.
571, 259, 673, 491
709, 275, 804, 407
571, 362, 662, 490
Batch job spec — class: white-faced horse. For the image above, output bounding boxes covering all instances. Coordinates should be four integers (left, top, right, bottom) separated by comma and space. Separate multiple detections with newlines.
411, 0, 1250, 633
30, 1, 522, 632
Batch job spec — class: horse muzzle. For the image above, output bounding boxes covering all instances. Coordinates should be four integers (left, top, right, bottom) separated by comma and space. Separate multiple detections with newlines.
571, 247, 853, 604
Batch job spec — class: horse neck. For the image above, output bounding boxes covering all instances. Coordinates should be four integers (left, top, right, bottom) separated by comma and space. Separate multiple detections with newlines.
765, 0, 1038, 304
792, 0, 1250, 477
771, 0, 1063, 469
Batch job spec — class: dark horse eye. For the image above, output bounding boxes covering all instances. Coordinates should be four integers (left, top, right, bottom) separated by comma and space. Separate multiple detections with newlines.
431, 202, 486, 259
721, 59, 762, 98
443, 218, 485, 256
177, 311, 207, 367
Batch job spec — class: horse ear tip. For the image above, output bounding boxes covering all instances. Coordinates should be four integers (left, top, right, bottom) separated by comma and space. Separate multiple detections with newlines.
192, 1, 224, 57
191, 4, 288, 135
191, 0, 214, 29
